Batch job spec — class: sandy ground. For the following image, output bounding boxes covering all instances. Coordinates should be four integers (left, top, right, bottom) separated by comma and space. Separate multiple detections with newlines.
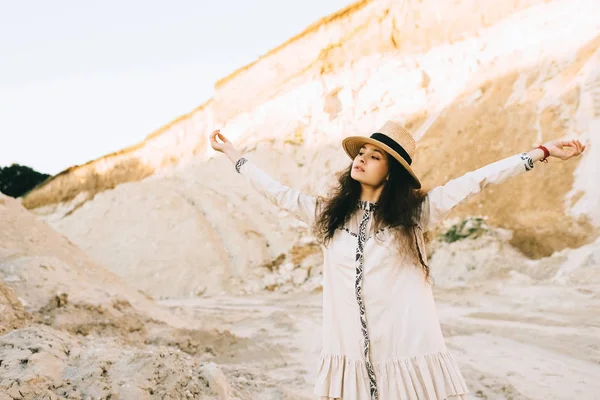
160, 282, 600, 400
2, 278, 599, 399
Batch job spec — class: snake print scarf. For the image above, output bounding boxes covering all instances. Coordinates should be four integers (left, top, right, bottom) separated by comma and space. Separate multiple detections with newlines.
355, 200, 379, 399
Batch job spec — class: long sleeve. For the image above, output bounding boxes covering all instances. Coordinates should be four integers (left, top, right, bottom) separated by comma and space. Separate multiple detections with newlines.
235, 157, 318, 226
421, 152, 535, 232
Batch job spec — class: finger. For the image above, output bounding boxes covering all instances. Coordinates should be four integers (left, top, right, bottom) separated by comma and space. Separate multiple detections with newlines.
568, 141, 579, 155
565, 140, 579, 156
569, 140, 579, 154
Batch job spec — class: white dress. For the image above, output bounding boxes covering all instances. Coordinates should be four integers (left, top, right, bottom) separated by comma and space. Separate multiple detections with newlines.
236, 152, 534, 400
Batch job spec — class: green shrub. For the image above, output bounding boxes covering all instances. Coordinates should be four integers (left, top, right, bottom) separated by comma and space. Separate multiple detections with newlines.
0, 164, 51, 198
440, 217, 487, 243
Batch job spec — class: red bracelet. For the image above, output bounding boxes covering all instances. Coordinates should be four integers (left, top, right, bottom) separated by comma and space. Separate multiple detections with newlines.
537, 145, 550, 163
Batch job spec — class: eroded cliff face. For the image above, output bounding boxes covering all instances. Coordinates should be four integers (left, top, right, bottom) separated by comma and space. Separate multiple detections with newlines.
23, 0, 600, 297
23, 0, 548, 210
211, 0, 545, 121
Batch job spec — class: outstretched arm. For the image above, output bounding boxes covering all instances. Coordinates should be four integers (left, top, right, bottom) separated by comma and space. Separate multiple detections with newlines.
210, 129, 318, 226
421, 139, 587, 232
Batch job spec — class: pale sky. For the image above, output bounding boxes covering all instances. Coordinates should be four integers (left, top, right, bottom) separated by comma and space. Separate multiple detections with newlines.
0, 0, 352, 174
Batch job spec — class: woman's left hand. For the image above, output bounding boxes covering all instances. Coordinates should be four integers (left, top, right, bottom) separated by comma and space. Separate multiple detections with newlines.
544, 139, 587, 160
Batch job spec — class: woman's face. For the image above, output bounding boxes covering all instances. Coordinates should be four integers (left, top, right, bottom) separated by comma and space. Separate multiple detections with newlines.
351, 143, 390, 186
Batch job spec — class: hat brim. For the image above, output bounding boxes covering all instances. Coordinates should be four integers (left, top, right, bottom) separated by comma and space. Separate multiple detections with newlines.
341, 136, 422, 189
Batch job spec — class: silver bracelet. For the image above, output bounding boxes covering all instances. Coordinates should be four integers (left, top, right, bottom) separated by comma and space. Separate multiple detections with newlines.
520, 152, 534, 171
235, 157, 248, 173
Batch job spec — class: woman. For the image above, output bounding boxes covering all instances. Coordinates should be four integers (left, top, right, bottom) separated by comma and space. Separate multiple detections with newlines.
209, 121, 586, 400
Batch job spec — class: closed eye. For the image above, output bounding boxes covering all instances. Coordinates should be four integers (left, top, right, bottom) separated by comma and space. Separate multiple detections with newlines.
358, 152, 380, 160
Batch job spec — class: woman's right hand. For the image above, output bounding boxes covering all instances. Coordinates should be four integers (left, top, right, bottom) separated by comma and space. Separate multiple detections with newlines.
210, 129, 234, 154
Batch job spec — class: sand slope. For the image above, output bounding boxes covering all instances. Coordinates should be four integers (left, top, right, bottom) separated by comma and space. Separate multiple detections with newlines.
0, 193, 311, 399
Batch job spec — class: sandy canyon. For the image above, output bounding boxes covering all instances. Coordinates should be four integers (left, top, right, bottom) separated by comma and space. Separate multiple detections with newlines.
2, 0, 600, 398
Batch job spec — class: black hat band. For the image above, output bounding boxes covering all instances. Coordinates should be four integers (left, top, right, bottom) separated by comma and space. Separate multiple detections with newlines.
370, 132, 413, 165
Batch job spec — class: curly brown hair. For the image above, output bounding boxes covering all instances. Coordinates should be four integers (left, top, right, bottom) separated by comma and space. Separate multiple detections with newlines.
313, 154, 431, 282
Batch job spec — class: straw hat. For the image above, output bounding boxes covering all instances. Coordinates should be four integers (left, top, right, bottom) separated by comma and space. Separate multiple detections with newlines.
342, 120, 421, 188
